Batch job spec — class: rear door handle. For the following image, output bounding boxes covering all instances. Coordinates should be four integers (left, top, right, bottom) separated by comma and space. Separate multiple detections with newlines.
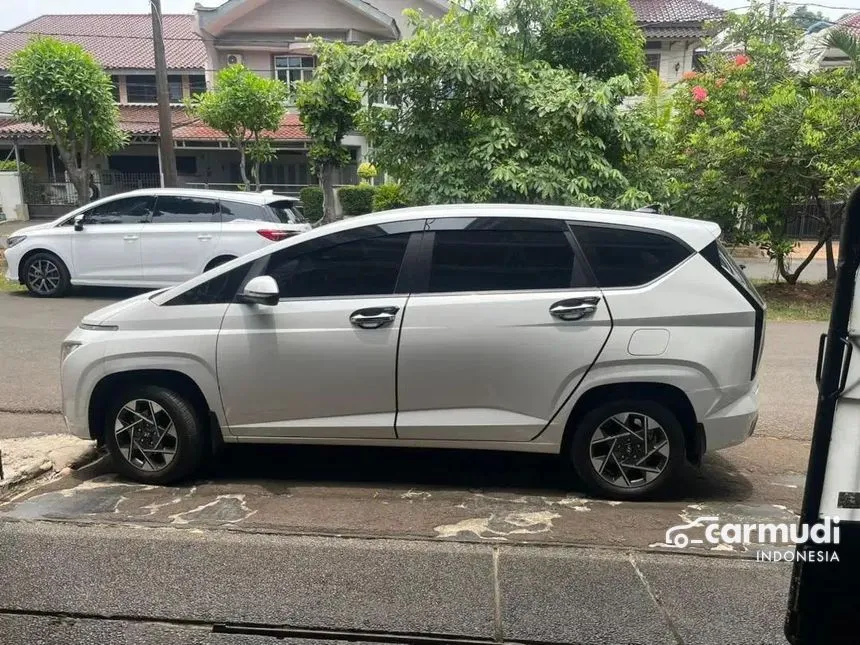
350, 306, 400, 329
550, 297, 600, 321
123, 235, 139, 241
198, 234, 213, 241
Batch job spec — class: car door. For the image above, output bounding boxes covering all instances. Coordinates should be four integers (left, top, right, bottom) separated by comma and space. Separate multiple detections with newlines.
139, 195, 221, 284
71, 195, 152, 284
216, 220, 424, 439
395, 216, 612, 442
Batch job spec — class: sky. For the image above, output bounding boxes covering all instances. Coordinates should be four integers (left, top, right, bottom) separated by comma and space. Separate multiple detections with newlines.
0, 0, 858, 31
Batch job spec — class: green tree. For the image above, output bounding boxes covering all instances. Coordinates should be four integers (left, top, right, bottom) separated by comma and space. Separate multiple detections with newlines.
504, 0, 644, 79
296, 40, 363, 224
791, 5, 826, 30
669, 4, 860, 283
354, 6, 656, 207
187, 64, 286, 191
10, 37, 126, 206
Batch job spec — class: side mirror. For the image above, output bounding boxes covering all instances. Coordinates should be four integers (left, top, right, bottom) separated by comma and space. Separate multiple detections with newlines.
239, 275, 279, 306
73, 215, 85, 232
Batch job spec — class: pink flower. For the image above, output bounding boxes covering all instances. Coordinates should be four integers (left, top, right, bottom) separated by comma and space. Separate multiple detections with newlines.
734, 54, 750, 67
694, 108, 706, 118
691, 85, 709, 102
715, 78, 726, 88
683, 71, 698, 80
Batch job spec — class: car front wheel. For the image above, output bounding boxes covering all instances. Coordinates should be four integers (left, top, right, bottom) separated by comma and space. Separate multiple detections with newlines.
104, 385, 205, 485
22, 251, 71, 297
570, 399, 686, 500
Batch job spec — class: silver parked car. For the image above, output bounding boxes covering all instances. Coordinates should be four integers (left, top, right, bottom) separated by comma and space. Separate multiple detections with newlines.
60, 205, 764, 499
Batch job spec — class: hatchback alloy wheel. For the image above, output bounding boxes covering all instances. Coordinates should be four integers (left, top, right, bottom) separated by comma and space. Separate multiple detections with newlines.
27, 258, 61, 295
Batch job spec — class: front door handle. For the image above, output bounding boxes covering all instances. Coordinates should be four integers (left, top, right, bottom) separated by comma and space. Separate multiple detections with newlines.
123, 235, 139, 241
550, 297, 600, 321
198, 234, 213, 241
350, 306, 400, 329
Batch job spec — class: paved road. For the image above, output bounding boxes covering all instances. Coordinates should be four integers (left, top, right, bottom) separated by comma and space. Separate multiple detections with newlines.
741, 258, 828, 283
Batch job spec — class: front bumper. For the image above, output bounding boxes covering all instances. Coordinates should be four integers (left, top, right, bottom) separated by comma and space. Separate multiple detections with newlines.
3, 245, 21, 282
701, 382, 760, 452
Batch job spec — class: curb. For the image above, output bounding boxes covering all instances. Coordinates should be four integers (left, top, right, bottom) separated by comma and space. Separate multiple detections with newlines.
0, 442, 100, 496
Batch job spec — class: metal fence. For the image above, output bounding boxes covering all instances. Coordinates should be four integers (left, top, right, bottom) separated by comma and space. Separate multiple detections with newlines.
782, 199, 845, 240
24, 172, 161, 207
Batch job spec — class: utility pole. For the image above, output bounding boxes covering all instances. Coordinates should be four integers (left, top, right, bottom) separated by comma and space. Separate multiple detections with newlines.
151, 0, 178, 187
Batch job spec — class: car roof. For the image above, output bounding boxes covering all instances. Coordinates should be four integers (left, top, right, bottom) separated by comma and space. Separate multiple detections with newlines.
320, 203, 721, 249
123, 188, 299, 204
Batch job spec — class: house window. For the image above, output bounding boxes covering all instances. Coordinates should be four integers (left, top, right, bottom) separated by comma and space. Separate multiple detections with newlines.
646, 53, 661, 72
126, 75, 183, 103
274, 55, 315, 90
126, 75, 157, 103
0, 76, 14, 102
189, 74, 207, 95
693, 49, 708, 72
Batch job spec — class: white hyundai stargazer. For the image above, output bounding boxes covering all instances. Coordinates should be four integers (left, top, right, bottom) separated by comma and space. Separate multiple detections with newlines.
59, 204, 764, 500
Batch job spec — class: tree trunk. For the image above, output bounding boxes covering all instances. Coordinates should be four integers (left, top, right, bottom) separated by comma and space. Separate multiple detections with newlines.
778, 233, 829, 285
251, 160, 261, 192
237, 144, 251, 191
68, 167, 89, 207
825, 238, 836, 280
320, 164, 338, 225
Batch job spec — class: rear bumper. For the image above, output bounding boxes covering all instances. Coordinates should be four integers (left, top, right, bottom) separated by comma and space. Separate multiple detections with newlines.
701, 382, 760, 452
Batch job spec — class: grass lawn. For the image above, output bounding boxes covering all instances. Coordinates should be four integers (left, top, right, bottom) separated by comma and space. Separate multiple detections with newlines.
0, 253, 24, 293
754, 280, 833, 322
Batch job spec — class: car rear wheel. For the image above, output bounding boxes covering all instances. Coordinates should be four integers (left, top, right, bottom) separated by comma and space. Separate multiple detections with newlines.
570, 399, 685, 500
22, 251, 71, 298
104, 385, 205, 485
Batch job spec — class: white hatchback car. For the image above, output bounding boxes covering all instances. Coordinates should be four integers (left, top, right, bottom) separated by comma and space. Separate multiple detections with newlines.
4, 188, 310, 297
60, 204, 765, 499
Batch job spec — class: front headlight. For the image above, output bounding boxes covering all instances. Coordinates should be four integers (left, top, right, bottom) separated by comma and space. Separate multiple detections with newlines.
6, 235, 26, 248
60, 341, 82, 363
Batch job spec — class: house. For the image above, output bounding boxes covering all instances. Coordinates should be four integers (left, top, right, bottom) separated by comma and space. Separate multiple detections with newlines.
630, 0, 724, 84
795, 12, 860, 73
0, 0, 717, 218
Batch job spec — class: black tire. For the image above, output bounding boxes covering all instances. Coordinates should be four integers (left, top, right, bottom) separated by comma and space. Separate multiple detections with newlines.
104, 385, 206, 485
570, 399, 686, 501
204, 255, 236, 272
21, 251, 71, 298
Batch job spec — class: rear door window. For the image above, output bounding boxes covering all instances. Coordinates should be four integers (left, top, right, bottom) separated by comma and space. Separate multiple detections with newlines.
151, 196, 218, 224
569, 224, 692, 288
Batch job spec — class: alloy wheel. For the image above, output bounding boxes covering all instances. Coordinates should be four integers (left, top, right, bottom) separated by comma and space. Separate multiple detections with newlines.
114, 399, 179, 472
27, 259, 61, 295
588, 412, 670, 489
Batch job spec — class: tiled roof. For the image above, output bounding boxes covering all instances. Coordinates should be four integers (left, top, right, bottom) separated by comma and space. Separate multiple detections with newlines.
642, 25, 710, 38
172, 113, 309, 141
836, 12, 860, 35
0, 14, 206, 70
0, 108, 309, 142
629, 0, 724, 24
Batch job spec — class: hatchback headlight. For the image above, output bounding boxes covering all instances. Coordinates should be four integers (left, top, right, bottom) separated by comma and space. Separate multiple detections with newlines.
60, 341, 82, 363
6, 235, 26, 248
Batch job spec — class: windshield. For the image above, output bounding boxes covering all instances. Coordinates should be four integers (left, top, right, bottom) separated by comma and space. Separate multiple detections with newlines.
269, 200, 306, 224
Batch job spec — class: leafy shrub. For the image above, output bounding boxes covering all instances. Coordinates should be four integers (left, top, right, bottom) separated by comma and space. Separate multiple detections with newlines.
299, 186, 324, 222
338, 184, 376, 217
0, 161, 32, 173
357, 162, 378, 182
372, 183, 410, 212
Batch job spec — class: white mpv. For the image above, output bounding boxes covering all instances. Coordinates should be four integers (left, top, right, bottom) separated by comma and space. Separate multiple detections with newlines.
4, 188, 310, 296
60, 205, 765, 499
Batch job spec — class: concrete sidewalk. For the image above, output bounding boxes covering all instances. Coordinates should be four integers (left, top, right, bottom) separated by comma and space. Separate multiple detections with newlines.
0, 520, 790, 644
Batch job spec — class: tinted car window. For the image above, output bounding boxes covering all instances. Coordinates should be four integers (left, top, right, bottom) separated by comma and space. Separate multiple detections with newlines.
267, 233, 410, 298
165, 261, 253, 306
152, 196, 218, 224
427, 229, 576, 293
221, 200, 270, 223
84, 196, 155, 225
270, 200, 305, 224
570, 224, 692, 288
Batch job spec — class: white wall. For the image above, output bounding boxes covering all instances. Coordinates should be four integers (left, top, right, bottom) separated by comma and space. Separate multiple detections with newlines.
226, 0, 384, 33
657, 40, 697, 85
0, 171, 27, 222
370, 0, 449, 38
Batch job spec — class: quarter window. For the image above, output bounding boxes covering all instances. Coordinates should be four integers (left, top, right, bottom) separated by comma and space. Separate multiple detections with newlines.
426, 229, 577, 293
267, 232, 410, 298
152, 196, 218, 223
83, 196, 155, 225
570, 224, 692, 288
221, 200, 268, 223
